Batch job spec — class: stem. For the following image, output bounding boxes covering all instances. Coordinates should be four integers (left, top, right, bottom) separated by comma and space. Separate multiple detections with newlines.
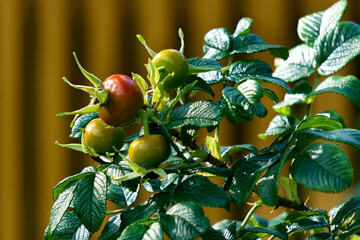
214, 126, 221, 160
239, 200, 263, 230
106, 209, 125, 215
228, 54, 234, 66
313, 73, 321, 89
143, 113, 150, 136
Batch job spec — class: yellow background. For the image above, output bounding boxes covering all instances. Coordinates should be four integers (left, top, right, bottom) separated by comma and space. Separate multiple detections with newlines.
1, 0, 359, 239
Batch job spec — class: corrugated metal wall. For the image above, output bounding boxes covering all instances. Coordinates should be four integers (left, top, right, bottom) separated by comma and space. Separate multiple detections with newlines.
0, 0, 359, 239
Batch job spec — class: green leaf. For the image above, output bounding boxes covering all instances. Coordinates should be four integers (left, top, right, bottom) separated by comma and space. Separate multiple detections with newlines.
185, 75, 215, 98
339, 219, 360, 239
233, 17, 253, 37
317, 110, 346, 128
230, 152, 281, 206
222, 81, 267, 118
45, 211, 91, 240
132, 72, 148, 98
203, 28, 232, 60
329, 196, 360, 232
297, 11, 324, 46
172, 175, 231, 209
159, 202, 210, 240
309, 75, 360, 108
55, 142, 85, 153
298, 128, 360, 150
227, 60, 290, 92
73, 52, 104, 88
167, 101, 223, 129
119, 219, 163, 240
47, 185, 78, 237
297, 0, 347, 46
221, 98, 253, 125
273, 44, 316, 82
220, 144, 258, 160
235, 226, 288, 239
263, 88, 279, 103
197, 70, 224, 85
296, 114, 343, 132
53, 170, 94, 201
120, 193, 170, 232
285, 215, 329, 235
70, 112, 99, 138
232, 33, 288, 59
257, 161, 281, 206
316, 21, 360, 76
290, 142, 353, 192
187, 57, 222, 75
258, 115, 298, 139
284, 210, 328, 223
74, 172, 107, 232
292, 80, 313, 94
230, 160, 262, 206
143, 173, 179, 193
106, 180, 140, 207
273, 93, 308, 115
99, 213, 122, 240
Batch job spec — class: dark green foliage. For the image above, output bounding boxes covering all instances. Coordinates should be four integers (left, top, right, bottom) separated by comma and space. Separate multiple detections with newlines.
48, 1, 360, 239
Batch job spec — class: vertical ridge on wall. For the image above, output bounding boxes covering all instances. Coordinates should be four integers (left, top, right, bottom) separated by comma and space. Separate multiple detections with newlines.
34, 0, 71, 238
0, 0, 24, 239
84, 0, 122, 79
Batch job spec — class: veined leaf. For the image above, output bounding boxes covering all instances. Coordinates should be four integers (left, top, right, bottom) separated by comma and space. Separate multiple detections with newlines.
231, 33, 288, 59
45, 211, 91, 240
99, 214, 122, 240
159, 202, 210, 240
172, 175, 231, 209
119, 219, 163, 240
197, 70, 224, 85
106, 164, 140, 207
70, 112, 99, 138
230, 152, 281, 206
222, 81, 267, 118
167, 101, 223, 129
315, 21, 360, 76
273, 44, 316, 82
233, 17, 253, 37
74, 172, 107, 232
220, 144, 258, 160
47, 185, 78, 237
273, 93, 308, 115
309, 75, 360, 108
257, 162, 282, 206
227, 60, 290, 92
297, 0, 347, 46
258, 115, 299, 139
297, 11, 324, 46
53, 170, 94, 201
235, 226, 288, 239
330, 196, 360, 231
290, 142, 353, 192
187, 57, 222, 75
298, 128, 360, 150
285, 215, 329, 236
203, 28, 232, 60
185, 75, 215, 98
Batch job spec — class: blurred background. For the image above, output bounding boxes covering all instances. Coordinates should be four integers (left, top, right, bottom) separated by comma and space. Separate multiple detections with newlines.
1, 0, 360, 239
